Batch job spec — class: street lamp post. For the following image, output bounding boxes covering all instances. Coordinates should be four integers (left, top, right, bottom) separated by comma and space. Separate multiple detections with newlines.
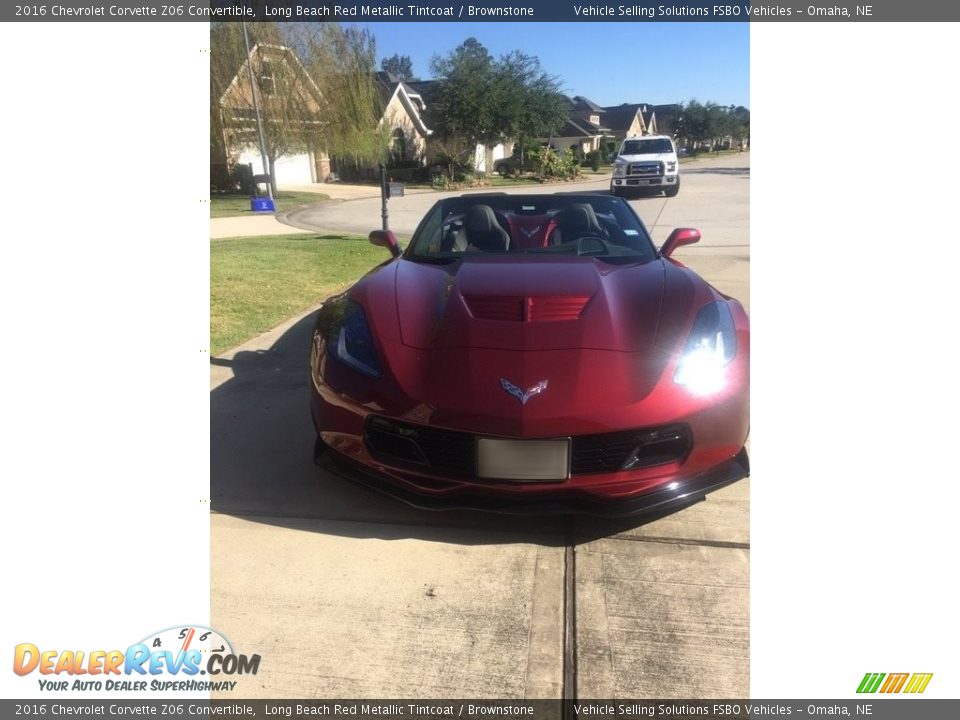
241, 21, 274, 201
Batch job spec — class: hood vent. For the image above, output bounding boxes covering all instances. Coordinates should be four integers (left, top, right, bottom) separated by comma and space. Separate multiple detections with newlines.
463, 294, 590, 322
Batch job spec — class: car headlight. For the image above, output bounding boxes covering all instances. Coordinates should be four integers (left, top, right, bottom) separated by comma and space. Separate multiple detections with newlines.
613, 163, 626, 177
673, 301, 737, 395
666, 161, 677, 172
330, 299, 382, 378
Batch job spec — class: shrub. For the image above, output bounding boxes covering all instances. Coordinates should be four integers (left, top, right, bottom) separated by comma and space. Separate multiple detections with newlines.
384, 166, 430, 183
532, 147, 582, 180
432, 153, 474, 181
387, 158, 423, 170
229, 163, 254, 195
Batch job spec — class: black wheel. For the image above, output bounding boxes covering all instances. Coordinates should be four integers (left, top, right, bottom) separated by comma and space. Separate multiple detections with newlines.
665, 177, 681, 197
610, 186, 620, 197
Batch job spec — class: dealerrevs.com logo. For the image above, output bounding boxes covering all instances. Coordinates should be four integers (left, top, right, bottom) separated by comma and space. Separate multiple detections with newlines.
13, 626, 260, 692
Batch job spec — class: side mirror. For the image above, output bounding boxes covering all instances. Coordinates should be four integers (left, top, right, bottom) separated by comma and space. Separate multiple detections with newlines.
369, 229, 401, 258
660, 228, 701, 258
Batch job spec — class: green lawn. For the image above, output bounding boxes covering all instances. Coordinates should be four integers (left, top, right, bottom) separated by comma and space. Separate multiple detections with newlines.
680, 149, 745, 164
484, 175, 545, 187
210, 233, 387, 355
209, 191, 330, 218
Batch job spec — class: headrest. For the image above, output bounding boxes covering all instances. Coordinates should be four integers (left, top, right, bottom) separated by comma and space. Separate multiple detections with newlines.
466, 204, 501, 233
567, 203, 601, 232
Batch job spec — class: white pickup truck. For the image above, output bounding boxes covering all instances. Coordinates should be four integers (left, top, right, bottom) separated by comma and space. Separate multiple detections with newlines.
610, 135, 680, 198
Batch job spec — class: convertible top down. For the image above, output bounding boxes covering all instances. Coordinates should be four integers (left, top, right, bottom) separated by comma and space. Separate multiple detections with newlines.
309, 193, 749, 515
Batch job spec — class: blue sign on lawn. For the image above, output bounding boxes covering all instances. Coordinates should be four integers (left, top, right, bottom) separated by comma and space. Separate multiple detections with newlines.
251, 197, 276, 213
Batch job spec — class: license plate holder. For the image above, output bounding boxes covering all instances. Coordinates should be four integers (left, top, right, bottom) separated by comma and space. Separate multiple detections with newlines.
476, 438, 570, 482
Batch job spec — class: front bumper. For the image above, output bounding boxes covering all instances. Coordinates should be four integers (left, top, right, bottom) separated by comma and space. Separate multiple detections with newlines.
315, 438, 748, 517
611, 174, 678, 189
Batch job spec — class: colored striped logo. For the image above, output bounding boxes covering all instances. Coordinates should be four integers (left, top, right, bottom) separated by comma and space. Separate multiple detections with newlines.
857, 672, 933, 694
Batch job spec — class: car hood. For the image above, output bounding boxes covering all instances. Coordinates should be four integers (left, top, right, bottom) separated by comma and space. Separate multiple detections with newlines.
390, 256, 669, 352
616, 153, 675, 163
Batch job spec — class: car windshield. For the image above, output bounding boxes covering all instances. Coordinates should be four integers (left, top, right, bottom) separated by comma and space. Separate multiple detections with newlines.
406, 195, 657, 264
621, 139, 674, 155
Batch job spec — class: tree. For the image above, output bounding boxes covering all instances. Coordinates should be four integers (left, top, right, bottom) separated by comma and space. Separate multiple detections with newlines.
493, 52, 567, 164
429, 38, 500, 164
429, 39, 566, 173
292, 24, 390, 168
381, 54, 415, 81
727, 105, 750, 143
678, 99, 749, 150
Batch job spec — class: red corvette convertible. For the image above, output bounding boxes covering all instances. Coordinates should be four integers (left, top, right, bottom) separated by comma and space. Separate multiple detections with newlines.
309, 194, 749, 515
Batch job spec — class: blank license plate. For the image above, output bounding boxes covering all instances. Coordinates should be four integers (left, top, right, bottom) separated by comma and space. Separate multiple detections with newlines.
477, 438, 570, 482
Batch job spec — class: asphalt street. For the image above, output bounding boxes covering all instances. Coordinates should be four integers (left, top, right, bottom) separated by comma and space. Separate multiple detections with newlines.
211, 152, 750, 698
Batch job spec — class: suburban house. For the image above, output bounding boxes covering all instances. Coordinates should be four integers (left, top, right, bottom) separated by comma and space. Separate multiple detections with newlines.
328, 72, 435, 181
539, 96, 612, 155
374, 72, 432, 164
215, 46, 694, 185
216, 46, 435, 186
216, 43, 328, 186
602, 103, 658, 141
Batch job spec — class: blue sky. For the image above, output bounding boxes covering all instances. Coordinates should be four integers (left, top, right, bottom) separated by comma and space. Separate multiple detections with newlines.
346, 22, 749, 109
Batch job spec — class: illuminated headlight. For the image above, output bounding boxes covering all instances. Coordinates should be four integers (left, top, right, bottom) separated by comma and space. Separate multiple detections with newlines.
674, 302, 737, 395
330, 299, 382, 378
666, 161, 677, 172
613, 163, 626, 177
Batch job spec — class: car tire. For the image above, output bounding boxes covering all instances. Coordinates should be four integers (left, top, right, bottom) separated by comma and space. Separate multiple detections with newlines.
610, 186, 620, 197
665, 178, 681, 197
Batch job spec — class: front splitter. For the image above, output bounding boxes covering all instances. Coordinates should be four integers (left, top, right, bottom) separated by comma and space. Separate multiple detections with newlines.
314, 441, 749, 518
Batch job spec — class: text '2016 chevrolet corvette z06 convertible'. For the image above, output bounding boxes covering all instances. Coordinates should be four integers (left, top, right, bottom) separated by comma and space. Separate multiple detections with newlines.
310, 194, 749, 516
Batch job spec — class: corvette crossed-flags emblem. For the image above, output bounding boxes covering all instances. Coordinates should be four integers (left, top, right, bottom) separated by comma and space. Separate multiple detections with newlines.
499, 378, 549, 405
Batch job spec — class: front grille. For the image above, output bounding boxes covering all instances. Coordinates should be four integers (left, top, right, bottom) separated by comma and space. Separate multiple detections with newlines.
571, 424, 690, 474
366, 417, 690, 479
366, 417, 475, 475
627, 162, 664, 177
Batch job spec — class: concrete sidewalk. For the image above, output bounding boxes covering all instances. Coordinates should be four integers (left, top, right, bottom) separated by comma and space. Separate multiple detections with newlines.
210, 213, 312, 240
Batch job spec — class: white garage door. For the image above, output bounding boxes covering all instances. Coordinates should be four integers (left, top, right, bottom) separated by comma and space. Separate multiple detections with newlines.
236, 149, 316, 186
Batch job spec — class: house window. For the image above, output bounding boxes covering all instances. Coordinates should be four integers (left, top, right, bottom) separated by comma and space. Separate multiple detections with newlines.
590, 114, 599, 125
391, 128, 407, 161
258, 59, 275, 97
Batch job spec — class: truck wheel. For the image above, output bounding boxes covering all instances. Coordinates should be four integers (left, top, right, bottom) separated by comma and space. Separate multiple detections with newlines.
610, 186, 620, 197
665, 178, 681, 197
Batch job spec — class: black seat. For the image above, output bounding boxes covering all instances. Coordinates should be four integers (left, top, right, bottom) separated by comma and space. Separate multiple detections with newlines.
551, 204, 603, 246
464, 204, 511, 252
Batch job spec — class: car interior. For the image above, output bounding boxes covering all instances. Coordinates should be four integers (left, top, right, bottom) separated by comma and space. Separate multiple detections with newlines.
411, 197, 657, 262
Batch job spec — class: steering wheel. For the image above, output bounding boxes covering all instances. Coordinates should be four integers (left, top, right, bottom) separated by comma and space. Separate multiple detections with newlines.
575, 236, 611, 256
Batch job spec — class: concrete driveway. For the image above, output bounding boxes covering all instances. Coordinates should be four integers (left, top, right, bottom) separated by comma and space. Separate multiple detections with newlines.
211, 153, 750, 698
